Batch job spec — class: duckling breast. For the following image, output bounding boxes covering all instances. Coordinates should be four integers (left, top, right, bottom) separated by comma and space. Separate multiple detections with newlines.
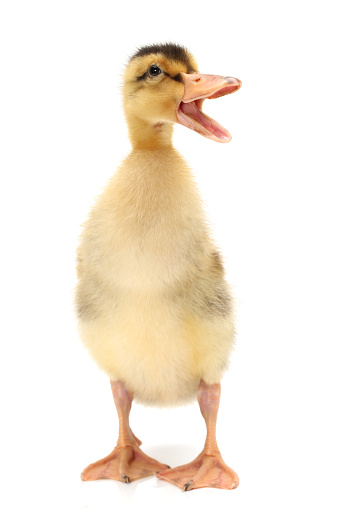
76, 147, 235, 405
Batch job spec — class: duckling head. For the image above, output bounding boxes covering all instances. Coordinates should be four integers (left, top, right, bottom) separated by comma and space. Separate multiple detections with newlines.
123, 43, 241, 149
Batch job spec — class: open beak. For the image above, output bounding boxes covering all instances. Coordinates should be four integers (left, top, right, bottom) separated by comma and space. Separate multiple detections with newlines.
176, 72, 242, 143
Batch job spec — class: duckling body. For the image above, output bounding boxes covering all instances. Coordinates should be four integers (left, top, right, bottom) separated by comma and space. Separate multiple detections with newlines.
78, 43, 241, 491
77, 147, 234, 405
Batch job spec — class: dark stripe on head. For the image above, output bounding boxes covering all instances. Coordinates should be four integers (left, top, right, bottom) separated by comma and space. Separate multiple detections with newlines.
137, 71, 148, 81
137, 70, 185, 82
164, 71, 184, 83
130, 43, 196, 73
172, 73, 183, 83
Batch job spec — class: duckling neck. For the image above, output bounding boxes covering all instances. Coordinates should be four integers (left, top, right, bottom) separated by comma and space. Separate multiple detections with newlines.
127, 117, 174, 150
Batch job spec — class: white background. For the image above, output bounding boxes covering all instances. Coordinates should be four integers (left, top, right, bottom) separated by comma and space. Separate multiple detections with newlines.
1, 1, 338, 508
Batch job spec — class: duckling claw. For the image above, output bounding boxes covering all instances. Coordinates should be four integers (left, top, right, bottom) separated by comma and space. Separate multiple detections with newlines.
121, 473, 131, 483
183, 480, 193, 491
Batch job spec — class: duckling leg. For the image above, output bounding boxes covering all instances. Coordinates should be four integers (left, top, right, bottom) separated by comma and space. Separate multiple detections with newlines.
157, 380, 239, 491
81, 381, 170, 483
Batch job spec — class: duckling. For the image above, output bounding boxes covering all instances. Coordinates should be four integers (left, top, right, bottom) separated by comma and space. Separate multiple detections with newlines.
77, 43, 241, 491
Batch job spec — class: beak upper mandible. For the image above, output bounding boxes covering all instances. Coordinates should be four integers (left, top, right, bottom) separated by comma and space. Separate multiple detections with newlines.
180, 73, 242, 103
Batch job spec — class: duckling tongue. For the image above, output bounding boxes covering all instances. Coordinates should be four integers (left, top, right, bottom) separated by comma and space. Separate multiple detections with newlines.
177, 100, 232, 143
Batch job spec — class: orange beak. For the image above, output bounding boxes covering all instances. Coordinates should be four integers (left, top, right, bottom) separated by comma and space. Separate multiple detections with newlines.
176, 72, 242, 143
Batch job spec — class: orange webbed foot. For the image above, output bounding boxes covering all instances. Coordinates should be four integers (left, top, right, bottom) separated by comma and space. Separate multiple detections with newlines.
157, 451, 239, 491
81, 443, 170, 483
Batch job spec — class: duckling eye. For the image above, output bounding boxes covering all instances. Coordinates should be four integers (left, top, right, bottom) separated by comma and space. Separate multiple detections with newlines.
148, 65, 162, 77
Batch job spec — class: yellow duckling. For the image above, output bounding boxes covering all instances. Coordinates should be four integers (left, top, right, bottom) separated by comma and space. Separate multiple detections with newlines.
77, 43, 241, 491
